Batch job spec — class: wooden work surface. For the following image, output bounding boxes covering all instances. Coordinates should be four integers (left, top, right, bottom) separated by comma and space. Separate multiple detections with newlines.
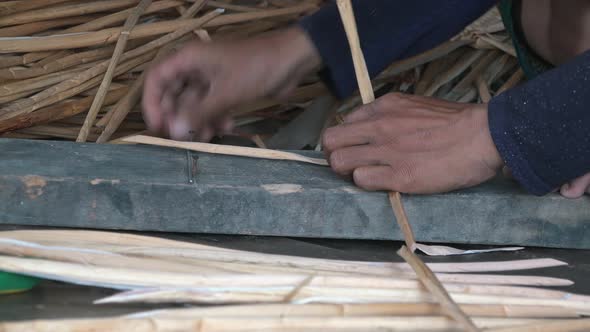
1, 138, 589, 249
1, 229, 590, 322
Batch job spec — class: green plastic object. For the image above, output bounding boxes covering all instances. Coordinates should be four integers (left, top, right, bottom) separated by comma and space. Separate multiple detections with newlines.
0, 271, 39, 294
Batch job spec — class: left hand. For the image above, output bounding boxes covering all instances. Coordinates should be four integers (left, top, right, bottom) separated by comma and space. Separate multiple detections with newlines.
322, 93, 504, 194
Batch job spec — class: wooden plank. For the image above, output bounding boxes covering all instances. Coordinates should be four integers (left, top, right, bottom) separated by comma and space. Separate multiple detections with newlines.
0, 138, 589, 248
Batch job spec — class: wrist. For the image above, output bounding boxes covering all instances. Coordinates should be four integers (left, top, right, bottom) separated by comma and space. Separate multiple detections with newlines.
262, 26, 322, 98
477, 104, 504, 173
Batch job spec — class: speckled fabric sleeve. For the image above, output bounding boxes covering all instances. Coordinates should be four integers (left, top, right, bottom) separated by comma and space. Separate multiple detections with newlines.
298, 0, 497, 98
489, 50, 590, 195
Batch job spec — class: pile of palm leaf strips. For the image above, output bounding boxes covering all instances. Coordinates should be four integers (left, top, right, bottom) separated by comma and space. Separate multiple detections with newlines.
0, 229, 589, 331
0, 0, 521, 148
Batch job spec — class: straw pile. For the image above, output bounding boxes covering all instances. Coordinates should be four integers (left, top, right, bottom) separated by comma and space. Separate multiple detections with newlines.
0, 1, 521, 147
0, 229, 588, 331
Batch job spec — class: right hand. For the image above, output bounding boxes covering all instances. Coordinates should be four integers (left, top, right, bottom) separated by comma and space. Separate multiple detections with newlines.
142, 27, 321, 141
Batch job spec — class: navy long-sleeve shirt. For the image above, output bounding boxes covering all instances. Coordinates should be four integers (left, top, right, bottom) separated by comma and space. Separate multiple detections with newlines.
299, 0, 590, 195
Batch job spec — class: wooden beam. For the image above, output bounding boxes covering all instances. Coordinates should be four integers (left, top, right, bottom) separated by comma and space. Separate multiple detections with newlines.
1, 138, 589, 249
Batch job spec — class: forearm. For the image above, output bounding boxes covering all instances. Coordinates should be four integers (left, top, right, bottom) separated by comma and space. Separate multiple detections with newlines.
489, 50, 590, 195
299, 0, 498, 98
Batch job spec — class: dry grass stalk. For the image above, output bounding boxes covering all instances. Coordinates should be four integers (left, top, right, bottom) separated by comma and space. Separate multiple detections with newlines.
76, 0, 153, 142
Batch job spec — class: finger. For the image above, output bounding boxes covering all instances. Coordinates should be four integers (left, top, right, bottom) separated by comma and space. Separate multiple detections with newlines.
216, 116, 234, 134
352, 165, 395, 191
560, 173, 590, 198
168, 115, 193, 141
197, 127, 214, 142
322, 121, 375, 153
343, 102, 380, 123
329, 145, 383, 175
391, 93, 466, 111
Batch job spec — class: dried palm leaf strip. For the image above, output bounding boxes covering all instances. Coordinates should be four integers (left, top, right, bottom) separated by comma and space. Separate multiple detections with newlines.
122, 135, 329, 165
0, 0, 140, 27
0, 10, 222, 118
399, 245, 480, 331
76, 0, 153, 142
0, 4, 317, 53
95, 0, 209, 143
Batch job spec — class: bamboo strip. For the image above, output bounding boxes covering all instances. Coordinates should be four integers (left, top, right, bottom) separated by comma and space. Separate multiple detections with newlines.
96, 0, 209, 142
399, 246, 480, 331
0, 67, 85, 97
477, 34, 517, 57
0, 4, 316, 53
61, 0, 184, 34
488, 319, 590, 332
0, 316, 548, 332
134, 303, 579, 319
0, 0, 140, 27
76, 0, 152, 142
121, 135, 329, 166
0, 16, 89, 37
476, 76, 492, 103
206, 0, 265, 12
0, 230, 568, 275
335, 0, 374, 102
0, 50, 156, 122
0, 9, 221, 116
0, 89, 43, 105
445, 50, 500, 100
496, 68, 524, 95
0, 0, 75, 15
0, 45, 118, 80
424, 49, 485, 96
0, 89, 128, 133
389, 192, 417, 251
0, 238, 579, 304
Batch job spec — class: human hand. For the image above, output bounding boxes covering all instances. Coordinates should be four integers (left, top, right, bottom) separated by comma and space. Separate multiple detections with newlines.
142, 27, 320, 141
560, 173, 590, 198
323, 93, 504, 194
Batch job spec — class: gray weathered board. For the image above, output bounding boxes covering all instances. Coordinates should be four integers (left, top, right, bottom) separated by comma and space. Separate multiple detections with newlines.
1, 138, 589, 248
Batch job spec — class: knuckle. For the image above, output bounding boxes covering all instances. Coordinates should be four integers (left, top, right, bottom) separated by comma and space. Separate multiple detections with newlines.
329, 150, 347, 174
391, 162, 417, 193
353, 168, 372, 188
322, 129, 337, 151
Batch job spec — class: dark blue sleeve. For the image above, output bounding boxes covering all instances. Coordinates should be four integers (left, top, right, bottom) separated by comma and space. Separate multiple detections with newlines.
489, 50, 590, 195
299, 0, 497, 98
